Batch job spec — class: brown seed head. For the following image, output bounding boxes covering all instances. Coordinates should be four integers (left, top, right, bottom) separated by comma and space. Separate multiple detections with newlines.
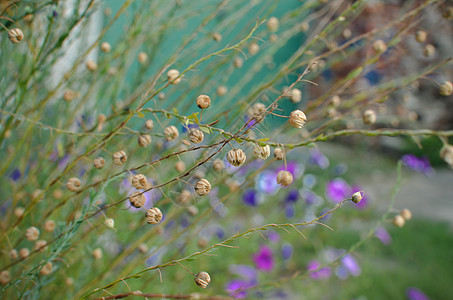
138, 52, 148, 64
362, 109, 376, 125
66, 177, 81, 192
277, 170, 293, 186
401, 208, 412, 220
167, 69, 181, 84
129, 192, 146, 208
93, 157, 105, 169
372, 40, 387, 54
92, 248, 103, 260
195, 179, 211, 196
415, 30, 427, 43
63, 89, 75, 101
10, 249, 18, 260
0, 270, 11, 285
113, 150, 127, 165
34, 240, 48, 252
40, 262, 53, 275
439, 81, 453, 96
227, 149, 246, 167
248, 42, 259, 55
145, 207, 163, 224
289, 88, 302, 103
100, 42, 111, 53
212, 32, 222, 41
25, 226, 40, 241
424, 44, 435, 57
189, 129, 204, 144
440, 144, 453, 168
213, 159, 224, 171
216, 86, 227, 96
289, 110, 307, 128
352, 191, 364, 203
19, 248, 30, 258
145, 119, 154, 130
194, 271, 211, 288
138, 135, 152, 147
8, 28, 24, 44
44, 220, 56, 232
253, 144, 271, 160
175, 161, 186, 173
196, 95, 211, 109
164, 125, 179, 141
132, 174, 148, 189
233, 57, 243, 68
273, 147, 283, 160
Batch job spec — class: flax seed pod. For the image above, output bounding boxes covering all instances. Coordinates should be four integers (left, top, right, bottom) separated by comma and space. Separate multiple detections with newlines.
216, 86, 227, 96
176, 189, 192, 206
393, 215, 405, 227
19, 248, 30, 258
145, 119, 154, 130
10, 249, 18, 260
138, 52, 148, 64
248, 42, 259, 55
194, 271, 211, 288
63, 89, 75, 101
167, 69, 181, 84
227, 149, 246, 167
352, 191, 363, 203
372, 40, 387, 54
66, 177, 81, 192
440, 144, 453, 168
342, 28, 352, 39
164, 125, 179, 141
253, 144, 270, 159
145, 207, 163, 224
439, 81, 453, 96
274, 147, 283, 160
86, 60, 98, 72
288, 110, 307, 128
362, 109, 376, 125
267, 17, 279, 32
129, 192, 146, 208
113, 150, 127, 165
189, 129, 204, 144
175, 161, 185, 173
132, 174, 148, 189
212, 32, 222, 41
97, 114, 106, 131
233, 57, 243, 68
330, 95, 341, 107
423, 44, 435, 57
138, 135, 152, 147
277, 170, 293, 186
8, 28, 24, 44
100, 42, 111, 53
196, 95, 211, 109
92, 248, 103, 260
400, 209, 412, 220
14, 207, 25, 218
44, 220, 56, 232
213, 159, 224, 171
138, 243, 148, 253
289, 88, 302, 103
93, 157, 105, 169
0, 271, 11, 285
34, 240, 48, 252
105, 218, 115, 229
195, 179, 211, 196
248, 102, 266, 117
25, 226, 40, 241
415, 30, 427, 43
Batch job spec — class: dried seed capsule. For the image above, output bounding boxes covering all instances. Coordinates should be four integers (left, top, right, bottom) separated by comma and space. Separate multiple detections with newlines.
195, 271, 211, 288
176, 189, 192, 206
100, 42, 111, 53
25, 226, 40, 241
195, 179, 211, 196
289, 88, 302, 103
105, 218, 115, 229
66, 177, 81, 192
440, 144, 453, 168
330, 95, 341, 107
193, 170, 205, 179
400, 208, 412, 220
93, 248, 103, 260
196, 95, 211, 109
14, 207, 25, 218
138, 134, 152, 147
212, 32, 222, 41
216, 86, 227, 96
44, 220, 56, 232
189, 129, 204, 144
145, 207, 163, 224
53, 189, 63, 199
372, 40, 387, 54
132, 174, 148, 189
362, 109, 376, 125
415, 30, 427, 43
145, 119, 154, 130
138, 243, 148, 253
213, 159, 224, 171
227, 149, 246, 167
352, 191, 364, 203
342, 28, 352, 39
274, 148, 283, 160
175, 161, 185, 173
439, 81, 453, 96
267, 17, 279, 32
86, 60, 98, 72
167, 69, 181, 84
277, 170, 293, 186
233, 57, 243, 68
40, 262, 53, 275
423, 44, 435, 57
164, 125, 179, 141
288, 110, 307, 128
113, 150, 127, 165
10, 249, 18, 260
393, 215, 405, 228
66, 278, 74, 286
34, 240, 48, 252
248, 103, 266, 117
138, 52, 148, 64
19, 248, 30, 258
63, 89, 75, 101
93, 157, 105, 169
0, 270, 11, 285
253, 144, 271, 159
8, 28, 24, 44
248, 42, 259, 55
129, 192, 146, 208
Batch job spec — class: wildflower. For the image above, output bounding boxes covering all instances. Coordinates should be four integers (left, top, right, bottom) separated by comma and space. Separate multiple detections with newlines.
189, 129, 204, 143
8, 28, 24, 44
145, 207, 163, 224
145, 119, 154, 130
164, 125, 179, 141
10, 169, 21, 181
401, 154, 433, 176
196, 94, 211, 109
194, 271, 211, 288
407, 287, 430, 300
257, 171, 279, 194
277, 170, 293, 186
137, 135, 152, 147
307, 260, 331, 280
25, 226, 40, 241
242, 189, 258, 206
227, 149, 246, 167
309, 148, 329, 169
253, 245, 274, 272
375, 226, 392, 245
112, 150, 127, 165
93, 157, 105, 169
66, 177, 81, 192
341, 254, 361, 277
195, 179, 211, 196
288, 110, 307, 128
326, 178, 351, 203
362, 109, 376, 124
281, 243, 293, 260
253, 144, 270, 159
226, 280, 251, 298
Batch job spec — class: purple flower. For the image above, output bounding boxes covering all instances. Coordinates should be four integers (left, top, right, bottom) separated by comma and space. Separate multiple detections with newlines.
285, 189, 299, 203
307, 260, 331, 280
228, 264, 257, 282
276, 161, 303, 178
267, 231, 280, 243
309, 148, 329, 169
256, 171, 278, 194
341, 254, 361, 277
281, 243, 293, 260
243, 189, 258, 206
253, 245, 274, 272
351, 185, 368, 209
402, 154, 434, 176
245, 116, 257, 129
302, 189, 322, 206
10, 169, 21, 181
406, 287, 429, 300
375, 226, 392, 245
285, 203, 295, 218
326, 178, 351, 203
226, 279, 251, 299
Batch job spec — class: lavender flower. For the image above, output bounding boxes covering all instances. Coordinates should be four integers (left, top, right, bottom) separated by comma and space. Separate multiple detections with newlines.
375, 226, 392, 245
281, 243, 293, 260
243, 189, 258, 206
307, 260, 331, 280
253, 245, 274, 272
406, 287, 430, 300
256, 171, 278, 194
326, 178, 351, 203
402, 154, 434, 176
285, 189, 299, 203
309, 148, 329, 169
340, 254, 361, 277
10, 169, 21, 181
226, 279, 250, 299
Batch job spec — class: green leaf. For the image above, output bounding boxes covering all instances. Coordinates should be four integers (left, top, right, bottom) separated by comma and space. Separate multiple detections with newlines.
172, 107, 179, 115
199, 126, 211, 134
258, 142, 267, 147
137, 111, 145, 118
256, 138, 269, 142
235, 138, 243, 143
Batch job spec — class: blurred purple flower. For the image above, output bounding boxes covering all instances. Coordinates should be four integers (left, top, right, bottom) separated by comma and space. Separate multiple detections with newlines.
303, 174, 317, 189
267, 231, 280, 243
307, 260, 331, 280
10, 169, 21, 181
276, 161, 303, 178
302, 189, 322, 206
257, 171, 278, 194
285, 189, 298, 203
228, 264, 257, 282
406, 287, 429, 300
253, 245, 274, 272
375, 226, 392, 245
341, 254, 361, 277
226, 279, 251, 299
326, 178, 351, 203
216, 227, 225, 239
245, 116, 257, 129
243, 189, 258, 206
309, 148, 329, 169
402, 154, 434, 176
281, 243, 293, 260
285, 203, 295, 218
58, 154, 70, 170
351, 185, 368, 209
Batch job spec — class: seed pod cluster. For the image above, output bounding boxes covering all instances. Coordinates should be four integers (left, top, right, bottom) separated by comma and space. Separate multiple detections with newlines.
227, 149, 246, 167
195, 179, 211, 196
145, 207, 163, 224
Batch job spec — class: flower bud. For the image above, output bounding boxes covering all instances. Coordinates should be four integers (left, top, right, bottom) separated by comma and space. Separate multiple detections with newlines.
277, 170, 293, 186
372, 40, 387, 54
227, 149, 246, 167
216, 86, 227, 96
248, 42, 259, 55
93, 157, 105, 169
189, 129, 204, 144
164, 125, 179, 141
400, 208, 412, 220
129, 192, 146, 208
92, 248, 103, 260
138, 135, 152, 147
132, 174, 148, 189
138, 52, 148, 64
195, 179, 211, 196
362, 109, 376, 125
289, 88, 302, 103
253, 144, 271, 159
66, 177, 81, 192
8, 28, 24, 44
175, 161, 186, 173
145, 207, 163, 224
19, 248, 30, 258
289, 110, 307, 128
113, 150, 127, 165
86, 60, 98, 72
196, 95, 211, 109
352, 191, 363, 203
194, 271, 211, 288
